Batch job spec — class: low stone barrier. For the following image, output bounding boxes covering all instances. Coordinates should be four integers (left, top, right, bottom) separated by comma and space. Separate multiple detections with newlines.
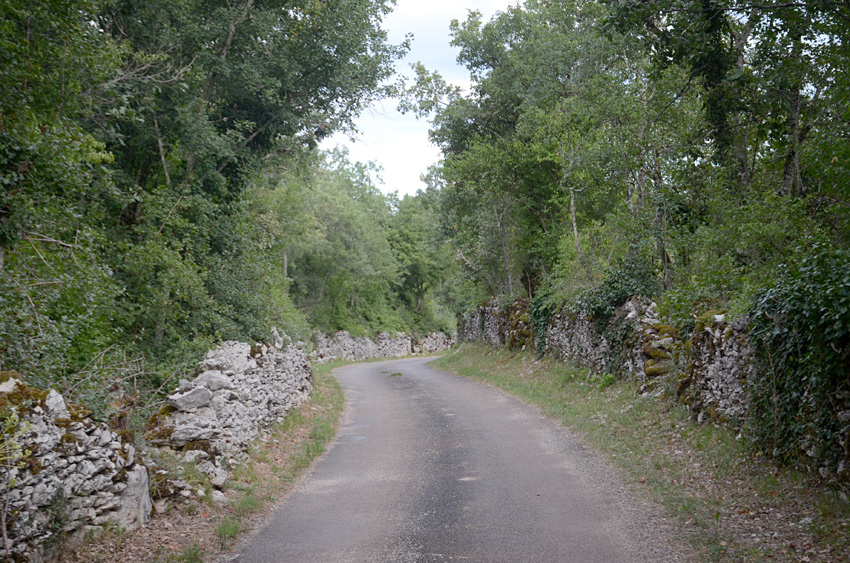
0, 337, 315, 562
415, 332, 455, 354
0, 376, 151, 562
309, 330, 455, 362
677, 315, 753, 422
459, 297, 752, 425
145, 341, 312, 492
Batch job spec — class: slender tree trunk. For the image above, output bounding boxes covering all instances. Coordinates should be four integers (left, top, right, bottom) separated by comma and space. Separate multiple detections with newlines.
497, 207, 513, 294
569, 187, 583, 266
153, 113, 171, 188
651, 150, 671, 289
781, 85, 804, 196
560, 144, 585, 270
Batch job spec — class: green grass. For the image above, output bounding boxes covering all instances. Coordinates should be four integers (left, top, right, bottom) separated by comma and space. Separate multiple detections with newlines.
215, 516, 241, 550
146, 542, 204, 563
432, 344, 850, 562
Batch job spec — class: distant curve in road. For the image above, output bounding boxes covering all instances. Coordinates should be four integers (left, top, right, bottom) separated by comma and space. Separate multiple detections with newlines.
228, 357, 687, 563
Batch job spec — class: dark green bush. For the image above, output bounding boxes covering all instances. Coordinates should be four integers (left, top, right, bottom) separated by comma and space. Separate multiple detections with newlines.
748, 245, 850, 480
528, 290, 556, 357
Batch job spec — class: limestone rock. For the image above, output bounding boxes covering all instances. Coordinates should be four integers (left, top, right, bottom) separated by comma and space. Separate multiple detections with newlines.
150, 341, 312, 455
0, 382, 153, 562
198, 341, 255, 374
311, 330, 451, 362
192, 370, 233, 391
44, 390, 70, 420
167, 386, 213, 411
99, 465, 152, 530
0, 377, 22, 394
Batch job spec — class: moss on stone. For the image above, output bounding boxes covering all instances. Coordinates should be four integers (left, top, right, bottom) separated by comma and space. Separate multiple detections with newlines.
53, 417, 72, 428
0, 370, 22, 384
642, 344, 671, 360
182, 439, 213, 455
0, 378, 49, 414
25, 456, 43, 475
66, 403, 91, 422
145, 405, 176, 432
59, 433, 82, 454
644, 359, 671, 378
655, 324, 680, 338
115, 429, 135, 446
144, 405, 177, 442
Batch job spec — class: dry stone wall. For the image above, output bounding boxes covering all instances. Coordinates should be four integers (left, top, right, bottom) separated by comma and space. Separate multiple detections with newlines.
0, 337, 315, 562
545, 309, 612, 373
147, 341, 312, 456
459, 310, 482, 342
480, 302, 505, 347
415, 332, 456, 354
0, 377, 151, 562
677, 315, 754, 422
460, 297, 755, 426
309, 330, 455, 362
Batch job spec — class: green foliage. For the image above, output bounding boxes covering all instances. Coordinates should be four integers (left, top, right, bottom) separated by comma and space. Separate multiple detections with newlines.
528, 290, 556, 357
215, 516, 241, 549
572, 252, 659, 333
0, 0, 413, 418
0, 407, 30, 482
748, 245, 850, 480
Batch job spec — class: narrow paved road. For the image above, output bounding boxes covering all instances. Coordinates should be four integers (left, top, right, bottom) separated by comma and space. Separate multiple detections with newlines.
229, 357, 687, 562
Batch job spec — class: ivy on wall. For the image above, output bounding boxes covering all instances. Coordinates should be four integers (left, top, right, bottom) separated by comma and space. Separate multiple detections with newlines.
749, 245, 850, 480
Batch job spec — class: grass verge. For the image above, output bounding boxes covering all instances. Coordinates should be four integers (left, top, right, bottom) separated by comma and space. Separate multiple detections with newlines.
211, 367, 345, 554
432, 344, 849, 562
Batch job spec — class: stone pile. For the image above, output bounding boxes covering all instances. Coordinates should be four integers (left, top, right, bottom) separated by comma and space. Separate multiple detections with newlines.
146, 341, 312, 456
0, 377, 151, 562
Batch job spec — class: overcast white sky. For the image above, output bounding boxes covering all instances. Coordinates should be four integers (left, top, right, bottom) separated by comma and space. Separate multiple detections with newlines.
321, 0, 519, 197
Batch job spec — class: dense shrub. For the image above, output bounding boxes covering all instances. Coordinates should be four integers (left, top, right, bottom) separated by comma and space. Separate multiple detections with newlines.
748, 245, 850, 481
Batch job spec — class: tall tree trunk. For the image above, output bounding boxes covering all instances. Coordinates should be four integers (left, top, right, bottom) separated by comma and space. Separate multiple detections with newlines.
153, 113, 171, 188
560, 144, 586, 271
780, 85, 804, 196
569, 186, 583, 267
496, 206, 513, 294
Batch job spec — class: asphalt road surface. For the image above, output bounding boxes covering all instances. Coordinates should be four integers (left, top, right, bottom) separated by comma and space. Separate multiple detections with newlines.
228, 357, 687, 562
